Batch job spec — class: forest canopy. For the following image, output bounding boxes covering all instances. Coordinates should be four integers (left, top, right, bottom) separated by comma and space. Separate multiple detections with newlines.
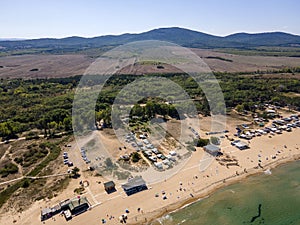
1, 71, 300, 139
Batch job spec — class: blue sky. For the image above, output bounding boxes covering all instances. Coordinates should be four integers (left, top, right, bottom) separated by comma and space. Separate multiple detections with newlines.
1, 0, 299, 39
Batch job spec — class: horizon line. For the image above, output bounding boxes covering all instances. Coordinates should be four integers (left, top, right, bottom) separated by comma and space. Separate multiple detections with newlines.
0, 26, 299, 41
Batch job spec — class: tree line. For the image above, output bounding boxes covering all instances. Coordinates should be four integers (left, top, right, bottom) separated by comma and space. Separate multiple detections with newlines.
1, 71, 300, 139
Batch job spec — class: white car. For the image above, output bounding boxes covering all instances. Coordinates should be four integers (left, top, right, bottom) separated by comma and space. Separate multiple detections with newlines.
149, 156, 157, 162
152, 148, 159, 154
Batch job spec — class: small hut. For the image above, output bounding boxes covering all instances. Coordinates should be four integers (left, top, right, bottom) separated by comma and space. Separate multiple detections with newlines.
121, 176, 147, 196
68, 196, 90, 216
104, 181, 116, 193
203, 144, 220, 156
41, 208, 52, 221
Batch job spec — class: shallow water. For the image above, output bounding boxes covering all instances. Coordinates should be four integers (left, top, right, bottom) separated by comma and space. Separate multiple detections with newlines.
152, 160, 300, 225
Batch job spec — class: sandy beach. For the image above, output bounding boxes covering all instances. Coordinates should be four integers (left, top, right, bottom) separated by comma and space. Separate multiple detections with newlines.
0, 117, 299, 225
1, 2, 300, 224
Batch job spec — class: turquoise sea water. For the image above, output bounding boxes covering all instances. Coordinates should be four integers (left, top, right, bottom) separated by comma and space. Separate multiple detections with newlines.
152, 160, 300, 225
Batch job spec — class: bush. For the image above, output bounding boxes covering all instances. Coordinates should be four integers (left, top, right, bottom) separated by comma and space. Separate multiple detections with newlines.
187, 144, 196, 151
22, 179, 30, 188
131, 152, 141, 163
105, 158, 114, 168
210, 136, 220, 145
195, 138, 209, 147
113, 170, 131, 180
71, 167, 80, 176
74, 187, 85, 194
14, 157, 23, 164
25, 131, 40, 140
0, 163, 18, 177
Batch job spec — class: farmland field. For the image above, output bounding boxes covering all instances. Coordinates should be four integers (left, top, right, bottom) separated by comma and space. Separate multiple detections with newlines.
1, 48, 300, 79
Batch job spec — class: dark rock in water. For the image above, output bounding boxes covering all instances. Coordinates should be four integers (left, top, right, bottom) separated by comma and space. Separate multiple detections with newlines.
250, 204, 262, 223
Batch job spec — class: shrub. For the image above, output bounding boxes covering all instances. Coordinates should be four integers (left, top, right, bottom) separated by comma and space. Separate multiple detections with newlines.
105, 158, 114, 168
22, 179, 30, 188
210, 136, 220, 145
195, 138, 209, 147
131, 152, 141, 163
0, 163, 18, 177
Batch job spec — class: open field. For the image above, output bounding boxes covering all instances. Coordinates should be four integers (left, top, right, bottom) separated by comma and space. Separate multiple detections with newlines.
216, 46, 300, 57
1, 49, 300, 79
0, 54, 93, 79
191, 48, 300, 72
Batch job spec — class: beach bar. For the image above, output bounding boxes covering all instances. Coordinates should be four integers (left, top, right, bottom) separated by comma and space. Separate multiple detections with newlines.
121, 176, 147, 196
68, 196, 90, 216
203, 144, 221, 155
41, 196, 90, 221
41, 208, 52, 221
40, 204, 62, 221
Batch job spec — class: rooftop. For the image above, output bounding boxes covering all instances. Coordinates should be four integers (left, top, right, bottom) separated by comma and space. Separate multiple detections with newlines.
68, 196, 89, 212
104, 180, 115, 187
121, 176, 146, 190
204, 144, 220, 152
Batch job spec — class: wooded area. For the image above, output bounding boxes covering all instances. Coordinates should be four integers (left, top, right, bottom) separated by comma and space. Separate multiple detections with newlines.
1, 70, 300, 140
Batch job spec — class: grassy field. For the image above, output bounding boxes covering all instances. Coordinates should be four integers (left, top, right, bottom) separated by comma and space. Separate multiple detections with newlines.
215, 46, 300, 57
0, 54, 93, 79
192, 48, 300, 72
1, 48, 300, 79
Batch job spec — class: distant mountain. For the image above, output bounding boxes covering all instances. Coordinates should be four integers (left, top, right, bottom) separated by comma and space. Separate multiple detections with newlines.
0, 38, 27, 41
224, 32, 300, 46
1, 27, 300, 51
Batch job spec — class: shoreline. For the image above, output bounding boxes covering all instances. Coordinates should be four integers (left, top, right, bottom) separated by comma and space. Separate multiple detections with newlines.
129, 154, 300, 225
0, 151, 299, 225
1, 116, 300, 225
